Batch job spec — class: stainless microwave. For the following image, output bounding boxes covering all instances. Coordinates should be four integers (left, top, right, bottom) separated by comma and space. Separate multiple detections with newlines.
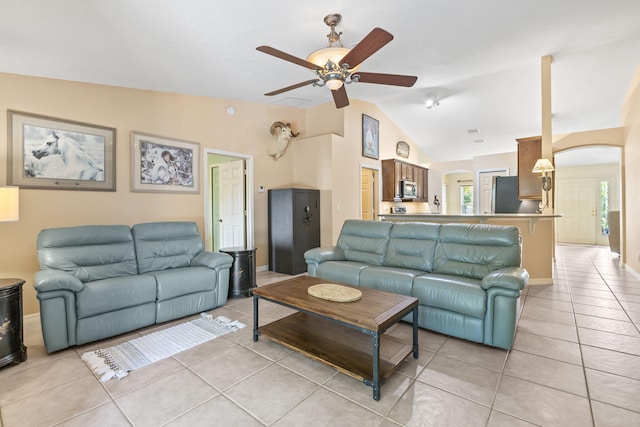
401, 180, 417, 199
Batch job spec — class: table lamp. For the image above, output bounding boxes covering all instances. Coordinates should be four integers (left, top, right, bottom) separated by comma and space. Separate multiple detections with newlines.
0, 186, 19, 222
531, 159, 554, 209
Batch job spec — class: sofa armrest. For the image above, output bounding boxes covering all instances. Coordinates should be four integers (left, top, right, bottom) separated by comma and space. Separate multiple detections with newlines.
481, 267, 529, 291
34, 270, 84, 293
191, 251, 233, 270
304, 247, 345, 277
304, 247, 345, 264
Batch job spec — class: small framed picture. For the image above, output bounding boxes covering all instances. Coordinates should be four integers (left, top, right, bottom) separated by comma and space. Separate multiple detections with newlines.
7, 110, 116, 191
362, 114, 379, 160
396, 141, 410, 158
131, 131, 200, 193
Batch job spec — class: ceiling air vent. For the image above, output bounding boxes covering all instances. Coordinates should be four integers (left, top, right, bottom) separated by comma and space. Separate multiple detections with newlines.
467, 128, 480, 134
473, 139, 485, 144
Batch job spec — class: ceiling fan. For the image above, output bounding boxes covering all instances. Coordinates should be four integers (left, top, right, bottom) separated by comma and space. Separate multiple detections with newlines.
256, 13, 418, 108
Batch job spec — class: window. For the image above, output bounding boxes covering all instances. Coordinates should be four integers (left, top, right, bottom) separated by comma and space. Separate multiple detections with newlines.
441, 183, 447, 213
461, 185, 474, 214
600, 180, 609, 235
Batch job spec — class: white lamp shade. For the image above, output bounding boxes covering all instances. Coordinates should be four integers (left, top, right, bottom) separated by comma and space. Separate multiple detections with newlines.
0, 186, 19, 222
532, 158, 555, 173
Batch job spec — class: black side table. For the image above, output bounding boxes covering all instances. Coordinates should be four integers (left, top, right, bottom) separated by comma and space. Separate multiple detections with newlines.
219, 247, 257, 298
0, 278, 27, 368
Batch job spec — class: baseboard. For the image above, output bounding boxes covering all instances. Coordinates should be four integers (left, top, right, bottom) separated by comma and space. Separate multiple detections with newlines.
624, 264, 640, 280
527, 278, 553, 286
256, 265, 269, 272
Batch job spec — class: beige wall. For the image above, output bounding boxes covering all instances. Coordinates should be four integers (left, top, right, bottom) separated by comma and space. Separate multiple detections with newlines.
622, 66, 640, 273
301, 99, 424, 242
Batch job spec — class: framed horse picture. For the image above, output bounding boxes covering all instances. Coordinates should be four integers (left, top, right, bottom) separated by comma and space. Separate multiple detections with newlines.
7, 110, 116, 191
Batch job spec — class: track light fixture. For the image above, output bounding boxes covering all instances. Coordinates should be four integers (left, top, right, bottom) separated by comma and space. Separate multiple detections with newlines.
425, 96, 439, 109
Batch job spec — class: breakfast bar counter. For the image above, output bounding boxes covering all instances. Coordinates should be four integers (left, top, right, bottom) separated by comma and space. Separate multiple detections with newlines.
378, 213, 561, 285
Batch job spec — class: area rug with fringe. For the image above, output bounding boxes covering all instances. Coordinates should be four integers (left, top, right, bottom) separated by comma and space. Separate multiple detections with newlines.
81, 313, 245, 382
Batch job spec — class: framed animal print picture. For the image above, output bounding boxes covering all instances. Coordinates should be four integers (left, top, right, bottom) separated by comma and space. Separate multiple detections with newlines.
130, 131, 200, 194
7, 110, 116, 191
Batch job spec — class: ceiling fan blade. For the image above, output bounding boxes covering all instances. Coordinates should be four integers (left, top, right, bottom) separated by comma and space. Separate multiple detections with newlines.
257, 46, 318, 70
331, 85, 350, 109
264, 79, 319, 96
353, 72, 417, 87
339, 28, 393, 69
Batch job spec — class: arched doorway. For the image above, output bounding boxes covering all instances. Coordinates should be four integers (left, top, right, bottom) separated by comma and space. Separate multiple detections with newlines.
441, 170, 473, 214
554, 146, 622, 250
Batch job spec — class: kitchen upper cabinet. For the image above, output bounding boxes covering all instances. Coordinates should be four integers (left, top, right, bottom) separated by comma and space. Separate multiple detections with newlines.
517, 136, 542, 200
382, 159, 428, 202
401, 163, 414, 181
415, 167, 428, 202
382, 159, 401, 201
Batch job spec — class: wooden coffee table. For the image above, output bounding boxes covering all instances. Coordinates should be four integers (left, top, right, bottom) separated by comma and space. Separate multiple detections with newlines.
252, 275, 419, 400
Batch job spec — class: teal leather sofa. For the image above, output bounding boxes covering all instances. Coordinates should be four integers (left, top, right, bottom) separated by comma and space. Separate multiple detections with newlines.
34, 221, 233, 353
304, 220, 529, 350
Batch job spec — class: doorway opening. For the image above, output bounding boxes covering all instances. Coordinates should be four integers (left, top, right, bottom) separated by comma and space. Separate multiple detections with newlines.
441, 170, 473, 214
554, 146, 621, 249
204, 149, 254, 253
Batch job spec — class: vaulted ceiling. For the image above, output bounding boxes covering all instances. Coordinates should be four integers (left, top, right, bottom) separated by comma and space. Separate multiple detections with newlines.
1, 1, 639, 162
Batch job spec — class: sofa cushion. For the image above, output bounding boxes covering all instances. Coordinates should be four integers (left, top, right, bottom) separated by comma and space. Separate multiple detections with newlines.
412, 273, 486, 318
336, 220, 392, 266
151, 266, 218, 301
384, 222, 440, 271
359, 266, 424, 296
133, 222, 205, 274
37, 225, 138, 282
316, 261, 370, 285
433, 224, 521, 280
77, 274, 157, 319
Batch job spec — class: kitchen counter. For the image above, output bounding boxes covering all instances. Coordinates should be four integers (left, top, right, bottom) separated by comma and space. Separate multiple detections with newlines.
378, 213, 562, 285
378, 213, 561, 234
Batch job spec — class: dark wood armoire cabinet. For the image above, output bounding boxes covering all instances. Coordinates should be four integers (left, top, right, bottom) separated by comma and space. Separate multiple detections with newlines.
268, 188, 320, 275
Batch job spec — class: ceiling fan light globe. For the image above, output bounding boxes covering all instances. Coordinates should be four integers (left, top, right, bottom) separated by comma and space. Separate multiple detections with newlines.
325, 79, 344, 90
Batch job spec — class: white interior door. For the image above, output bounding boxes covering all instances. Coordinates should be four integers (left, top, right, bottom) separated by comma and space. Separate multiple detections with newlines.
556, 177, 597, 244
218, 160, 245, 248
479, 170, 507, 214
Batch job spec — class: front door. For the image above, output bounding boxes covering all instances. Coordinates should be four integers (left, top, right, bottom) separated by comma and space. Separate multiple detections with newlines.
556, 177, 597, 244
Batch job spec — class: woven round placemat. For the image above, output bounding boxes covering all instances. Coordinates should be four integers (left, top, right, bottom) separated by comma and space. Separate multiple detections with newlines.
307, 283, 362, 302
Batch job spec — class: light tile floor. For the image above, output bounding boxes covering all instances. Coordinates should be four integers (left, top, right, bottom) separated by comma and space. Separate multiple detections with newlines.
2, 244, 640, 426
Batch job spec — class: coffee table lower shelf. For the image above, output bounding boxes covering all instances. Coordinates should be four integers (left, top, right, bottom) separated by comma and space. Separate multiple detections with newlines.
258, 312, 413, 386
